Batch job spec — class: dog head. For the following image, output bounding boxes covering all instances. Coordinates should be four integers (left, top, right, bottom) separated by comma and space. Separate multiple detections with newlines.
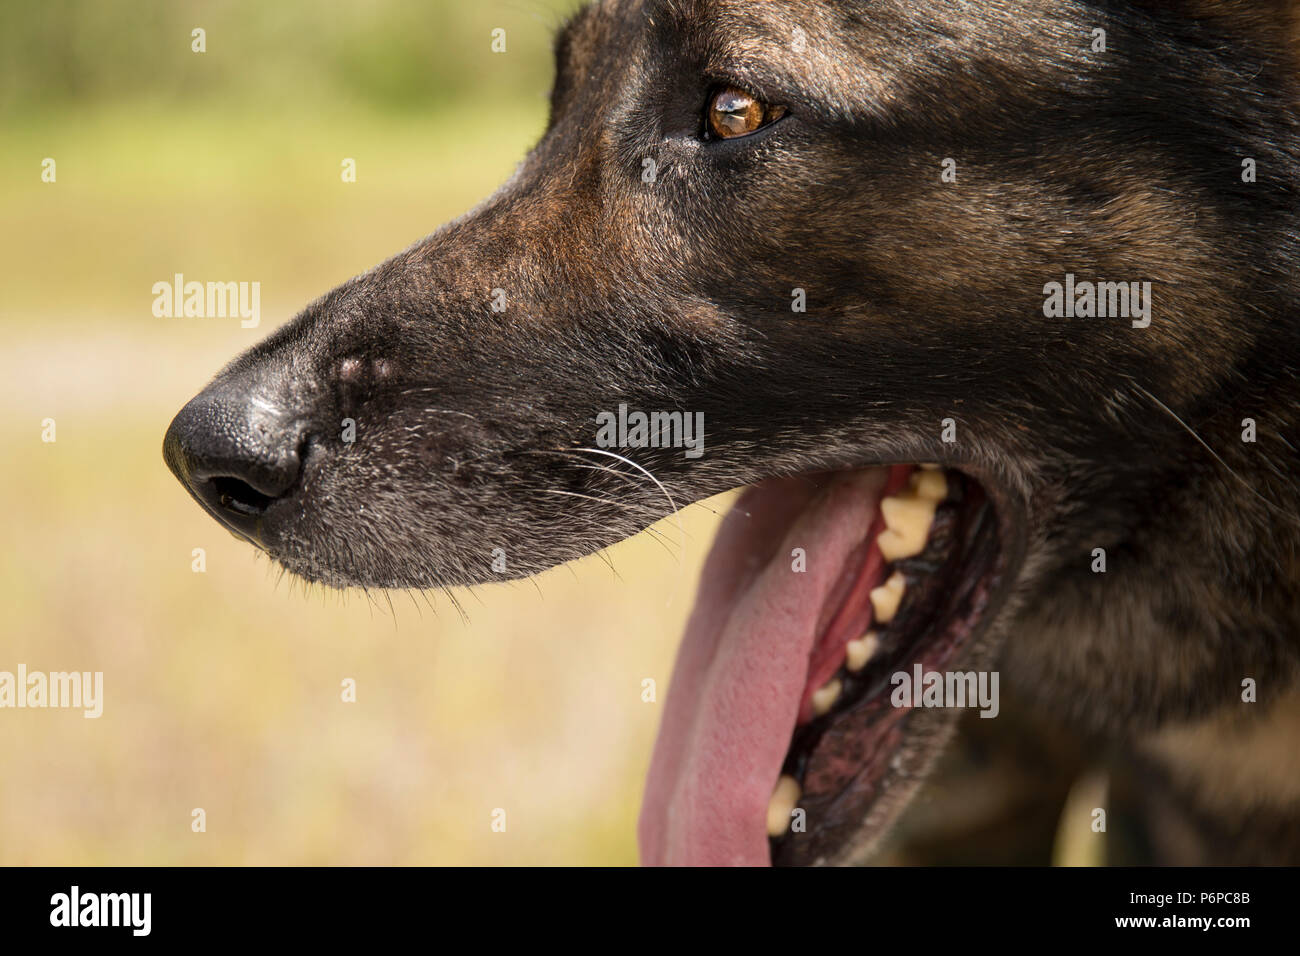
164, 0, 1300, 864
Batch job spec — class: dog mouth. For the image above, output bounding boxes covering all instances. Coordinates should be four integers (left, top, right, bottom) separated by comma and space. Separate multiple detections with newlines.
638, 463, 1014, 866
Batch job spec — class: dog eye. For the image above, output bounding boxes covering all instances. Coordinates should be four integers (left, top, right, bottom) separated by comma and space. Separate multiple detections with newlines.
706, 86, 788, 140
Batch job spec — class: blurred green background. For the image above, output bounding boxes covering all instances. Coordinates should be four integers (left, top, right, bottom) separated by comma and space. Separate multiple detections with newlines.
0, 0, 730, 865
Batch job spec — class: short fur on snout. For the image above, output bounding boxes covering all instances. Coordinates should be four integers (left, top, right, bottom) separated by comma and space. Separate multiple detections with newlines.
166, 0, 1300, 865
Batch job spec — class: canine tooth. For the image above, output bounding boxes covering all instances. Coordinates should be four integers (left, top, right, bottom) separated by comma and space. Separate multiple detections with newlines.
920, 463, 940, 470
909, 469, 948, 501
870, 571, 906, 623
877, 494, 938, 561
766, 775, 801, 837
811, 678, 842, 716
845, 632, 880, 672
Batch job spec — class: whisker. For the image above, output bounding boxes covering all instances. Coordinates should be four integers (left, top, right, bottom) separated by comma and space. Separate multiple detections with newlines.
1132, 382, 1300, 527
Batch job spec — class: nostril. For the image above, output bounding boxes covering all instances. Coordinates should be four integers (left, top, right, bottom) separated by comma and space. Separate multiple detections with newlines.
164, 387, 310, 538
208, 475, 277, 517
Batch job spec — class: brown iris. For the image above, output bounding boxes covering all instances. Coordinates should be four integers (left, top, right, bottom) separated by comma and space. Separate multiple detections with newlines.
707, 86, 787, 139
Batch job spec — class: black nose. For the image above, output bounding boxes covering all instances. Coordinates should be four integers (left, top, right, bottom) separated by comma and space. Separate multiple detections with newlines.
163, 383, 308, 540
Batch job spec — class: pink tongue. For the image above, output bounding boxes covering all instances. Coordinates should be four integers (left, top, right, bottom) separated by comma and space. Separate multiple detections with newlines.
638, 469, 886, 866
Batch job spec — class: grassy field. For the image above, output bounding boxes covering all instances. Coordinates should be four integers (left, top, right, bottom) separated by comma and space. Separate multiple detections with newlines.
0, 0, 730, 865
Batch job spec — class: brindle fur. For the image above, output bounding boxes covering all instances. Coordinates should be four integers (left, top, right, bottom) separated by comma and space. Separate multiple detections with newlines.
165, 0, 1300, 863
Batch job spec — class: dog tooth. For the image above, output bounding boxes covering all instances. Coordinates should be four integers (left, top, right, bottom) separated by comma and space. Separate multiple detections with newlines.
845, 632, 880, 672
766, 775, 801, 837
811, 678, 842, 716
877, 494, 938, 561
870, 571, 906, 623
919, 463, 940, 470
909, 468, 948, 501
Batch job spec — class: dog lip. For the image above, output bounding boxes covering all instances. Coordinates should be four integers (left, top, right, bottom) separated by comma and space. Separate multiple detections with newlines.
950, 464, 1030, 578
812, 513, 1013, 864
770, 463, 1029, 866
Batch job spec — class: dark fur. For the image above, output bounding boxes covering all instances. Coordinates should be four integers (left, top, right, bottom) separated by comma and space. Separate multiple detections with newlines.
166, 0, 1300, 863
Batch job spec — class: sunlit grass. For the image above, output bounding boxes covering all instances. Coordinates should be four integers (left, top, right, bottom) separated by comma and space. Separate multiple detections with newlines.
0, 94, 724, 864
0, 101, 550, 321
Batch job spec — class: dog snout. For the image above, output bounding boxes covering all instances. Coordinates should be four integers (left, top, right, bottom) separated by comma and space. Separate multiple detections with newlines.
163, 380, 309, 539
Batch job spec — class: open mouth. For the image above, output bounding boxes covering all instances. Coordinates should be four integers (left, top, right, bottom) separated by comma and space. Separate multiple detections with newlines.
639, 463, 1012, 866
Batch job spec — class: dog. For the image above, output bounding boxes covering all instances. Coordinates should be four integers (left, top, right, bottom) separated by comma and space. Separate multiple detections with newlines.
163, 0, 1300, 865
